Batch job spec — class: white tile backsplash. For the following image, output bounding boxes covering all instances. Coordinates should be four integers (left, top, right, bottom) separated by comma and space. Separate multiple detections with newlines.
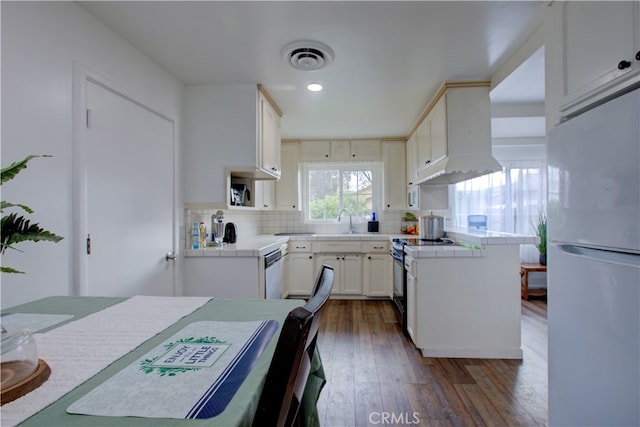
183, 208, 452, 248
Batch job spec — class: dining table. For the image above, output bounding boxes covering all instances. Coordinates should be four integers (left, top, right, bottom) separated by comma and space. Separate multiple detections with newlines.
0, 295, 325, 427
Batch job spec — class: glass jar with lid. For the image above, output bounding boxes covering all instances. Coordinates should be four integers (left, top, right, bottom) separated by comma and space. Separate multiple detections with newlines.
1, 326, 39, 389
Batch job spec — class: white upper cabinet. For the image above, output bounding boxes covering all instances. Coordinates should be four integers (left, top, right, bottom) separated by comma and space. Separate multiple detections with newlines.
258, 88, 282, 178
348, 139, 381, 161
299, 140, 331, 161
405, 132, 418, 187
416, 115, 432, 172
415, 95, 447, 173
299, 139, 381, 162
183, 84, 282, 204
428, 95, 448, 165
382, 140, 407, 210
254, 180, 274, 210
547, 1, 640, 122
330, 139, 351, 161
275, 141, 300, 211
408, 82, 491, 185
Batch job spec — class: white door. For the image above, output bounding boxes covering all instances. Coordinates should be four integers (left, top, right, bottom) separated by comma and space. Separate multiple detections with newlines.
83, 80, 175, 296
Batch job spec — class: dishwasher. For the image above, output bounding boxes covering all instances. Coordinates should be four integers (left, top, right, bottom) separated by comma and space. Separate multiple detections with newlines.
264, 249, 283, 299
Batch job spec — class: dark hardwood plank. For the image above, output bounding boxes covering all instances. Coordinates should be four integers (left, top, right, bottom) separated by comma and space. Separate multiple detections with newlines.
316, 299, 548, 426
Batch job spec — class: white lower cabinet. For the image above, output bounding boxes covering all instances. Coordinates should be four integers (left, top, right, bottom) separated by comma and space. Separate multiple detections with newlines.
287, 239, 391, 298
184, 257, 261, 298
288, 252, 314, 295
281, 253, 290, 298
363, 253, 392, 297
406, 271, 417, 343
409, 245, 522, 359
405, 255, 417, 343
315, 254, 362, 295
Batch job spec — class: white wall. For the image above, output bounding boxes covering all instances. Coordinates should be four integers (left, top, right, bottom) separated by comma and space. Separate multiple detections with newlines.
1, 2, 183, 308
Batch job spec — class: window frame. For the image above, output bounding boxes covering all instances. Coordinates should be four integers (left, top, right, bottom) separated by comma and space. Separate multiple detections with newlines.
301, 162, 382, 224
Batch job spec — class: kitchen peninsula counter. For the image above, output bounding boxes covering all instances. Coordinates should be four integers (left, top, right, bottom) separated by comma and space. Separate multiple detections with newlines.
404, 228, 533, 359
404, 228, 538, 258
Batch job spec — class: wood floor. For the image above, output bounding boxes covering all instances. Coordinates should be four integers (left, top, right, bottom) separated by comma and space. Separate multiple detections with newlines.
316, 298, 548, 426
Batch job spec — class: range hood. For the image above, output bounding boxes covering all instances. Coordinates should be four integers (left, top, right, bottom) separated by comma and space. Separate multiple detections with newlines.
410, 81, 501, 186
417, 153, 502, 185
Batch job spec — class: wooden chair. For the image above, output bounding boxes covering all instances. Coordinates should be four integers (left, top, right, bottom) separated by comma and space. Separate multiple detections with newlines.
252, 265, 334, 427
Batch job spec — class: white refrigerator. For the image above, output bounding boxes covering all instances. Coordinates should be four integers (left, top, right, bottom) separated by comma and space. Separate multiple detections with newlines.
547, 87, 640, 426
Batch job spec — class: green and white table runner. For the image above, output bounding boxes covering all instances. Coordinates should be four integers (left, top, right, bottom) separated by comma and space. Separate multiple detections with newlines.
67, 320, 278, 419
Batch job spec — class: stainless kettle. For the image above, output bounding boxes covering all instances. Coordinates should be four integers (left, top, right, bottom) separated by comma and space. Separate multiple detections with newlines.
419, 212, 445, 240
223, 222, 237, 244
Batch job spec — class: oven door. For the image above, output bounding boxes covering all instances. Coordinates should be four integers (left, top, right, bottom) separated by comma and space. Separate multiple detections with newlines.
391, 249, 408, 335
392, 253, 404, 299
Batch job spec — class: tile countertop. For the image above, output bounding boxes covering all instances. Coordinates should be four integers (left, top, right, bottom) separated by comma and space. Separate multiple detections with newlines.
185, 235, 289, 257
403, 228, 539, 259
184, 233, 394, 258
184, 230, 538, 258
446, 227, 539, 246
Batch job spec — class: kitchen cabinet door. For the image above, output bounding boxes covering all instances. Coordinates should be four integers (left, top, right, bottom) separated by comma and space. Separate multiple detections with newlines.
289, 252, 315, 295
300, 140, 331, 161
363, 253, 391, 297
383, 141, 407, 210
549, 1, 640, 119
275, 142, 300, 210
281, 253, 290, 298
407, 184, 420, 210
315, 255, 342, 294
341, 255, 362, 294
350, 139, 381, 161
254, 180, 274, 210
416, 115, 432, 172
299, 139, 382, 162
315, 254, 362, 295
429, 95, 447, 164
258, 90, 281, 178
330, 140, 351, 161
406, 133, 418, 187
406, 271, 417, 344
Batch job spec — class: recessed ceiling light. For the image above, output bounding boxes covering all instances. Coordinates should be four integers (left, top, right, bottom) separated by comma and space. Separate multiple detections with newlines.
307, 83, 324, 92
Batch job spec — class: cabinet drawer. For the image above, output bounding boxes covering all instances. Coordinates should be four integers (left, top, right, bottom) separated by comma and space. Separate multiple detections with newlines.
362, 241, 388, 252
313, 242, 362, 253
288, 242, 312, 252
404, 255, 416, 276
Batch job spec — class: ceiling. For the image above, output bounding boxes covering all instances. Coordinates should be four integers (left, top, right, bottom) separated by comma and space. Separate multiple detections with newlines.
79, 1, 546, 140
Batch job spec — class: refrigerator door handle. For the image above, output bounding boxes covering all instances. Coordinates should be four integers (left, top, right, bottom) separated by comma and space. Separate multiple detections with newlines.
558, 244, 640, 268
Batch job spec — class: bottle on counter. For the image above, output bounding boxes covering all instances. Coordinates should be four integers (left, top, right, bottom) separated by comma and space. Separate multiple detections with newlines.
192, 222, 200, 250
199, 222, 207, 248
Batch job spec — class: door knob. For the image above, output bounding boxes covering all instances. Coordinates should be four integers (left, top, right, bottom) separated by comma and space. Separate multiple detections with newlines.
165, 252, 177, 261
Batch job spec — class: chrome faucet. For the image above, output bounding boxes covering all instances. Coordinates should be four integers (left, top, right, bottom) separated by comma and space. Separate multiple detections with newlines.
337, 208, 355, 234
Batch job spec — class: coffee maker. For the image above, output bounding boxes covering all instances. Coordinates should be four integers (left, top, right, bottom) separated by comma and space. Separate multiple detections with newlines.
211, 210, 225, 246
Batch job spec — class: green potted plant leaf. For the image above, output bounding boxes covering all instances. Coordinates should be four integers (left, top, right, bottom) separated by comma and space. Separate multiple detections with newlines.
1, 155, 63, 274
534, 212, 547, 266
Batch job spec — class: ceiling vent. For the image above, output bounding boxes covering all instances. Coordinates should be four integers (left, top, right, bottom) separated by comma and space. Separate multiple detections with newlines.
282, 40, 334, 71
